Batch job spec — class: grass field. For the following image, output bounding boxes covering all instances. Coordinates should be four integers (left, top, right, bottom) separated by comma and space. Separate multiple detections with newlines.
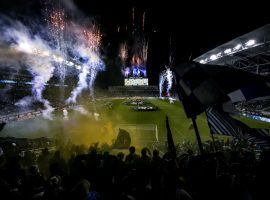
234, 115, 270, 129
94, 98, 211, 144
1, 97, 269, 148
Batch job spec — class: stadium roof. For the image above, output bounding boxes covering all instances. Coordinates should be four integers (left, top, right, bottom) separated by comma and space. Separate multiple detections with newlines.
194, 24, 270, 75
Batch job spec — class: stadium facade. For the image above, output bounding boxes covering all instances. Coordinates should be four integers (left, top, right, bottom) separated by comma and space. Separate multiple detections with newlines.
194, 24, 270, 76
194, 24, 270, 121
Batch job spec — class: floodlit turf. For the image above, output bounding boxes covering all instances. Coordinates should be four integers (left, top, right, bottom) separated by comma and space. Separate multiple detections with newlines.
1, 97, 269, 147
95, 98, 212, 144
234, 116, 270, 129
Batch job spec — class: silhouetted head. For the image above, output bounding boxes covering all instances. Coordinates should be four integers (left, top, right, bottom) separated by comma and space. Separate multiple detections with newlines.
29, 165, 39, 175
141, 148, 147, 157
49, 175, 61, 187
129, 146, 136, 154
153, 149, 159, 157
117, 152, 125, 161
42, 148, 49, 155
103, 151, 110, 158
54, 150, 61, 159
187, 149, 193, 156
89, 146, 97, 155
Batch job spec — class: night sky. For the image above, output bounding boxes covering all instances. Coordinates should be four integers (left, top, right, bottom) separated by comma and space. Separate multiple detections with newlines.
1, 0, 270, 86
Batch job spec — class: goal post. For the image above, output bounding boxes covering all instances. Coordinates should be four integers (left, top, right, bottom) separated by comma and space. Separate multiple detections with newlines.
115, 124, 159, 149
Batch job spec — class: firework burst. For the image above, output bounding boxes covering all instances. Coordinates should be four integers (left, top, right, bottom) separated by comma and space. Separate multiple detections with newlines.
0, 2, 105, 119
83, 25, 102, 53
119, 42, 128, 65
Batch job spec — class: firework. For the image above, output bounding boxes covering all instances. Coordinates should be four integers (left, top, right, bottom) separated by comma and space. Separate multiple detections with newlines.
50, 10, 65, 35
0, 3, 105, 119
142, 41, 148, 65
66, 24, 105, 104
66, 64, 89, 104
119, 42, 128, 65
131, 40, 148, 66
50, 9, 67, 85
132, 7, 135, 34
165, 68, 173, 94
5, 25, 56, 119
159, 67, 173, 98
159, 73, 165, 97
83, 25, 102, 53
42, 0, 68, 86
142, 12, 145, 31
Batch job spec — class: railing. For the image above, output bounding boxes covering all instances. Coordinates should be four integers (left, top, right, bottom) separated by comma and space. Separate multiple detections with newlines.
0, 110, 43, 123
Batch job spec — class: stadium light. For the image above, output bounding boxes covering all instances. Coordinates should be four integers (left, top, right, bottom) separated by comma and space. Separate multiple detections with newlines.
210, 54, 217, 61
245, 39, 255, 47
224, 48, 232, 54
200, 59, 206, 64
75, 65, 81, 70
53, 55, 64, 63
233, 44, 242, 51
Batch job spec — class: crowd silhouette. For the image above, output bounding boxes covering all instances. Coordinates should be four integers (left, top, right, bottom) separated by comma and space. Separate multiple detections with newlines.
0, 138, 269, 200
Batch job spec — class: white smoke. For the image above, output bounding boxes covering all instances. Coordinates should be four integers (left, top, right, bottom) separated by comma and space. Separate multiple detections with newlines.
66, 64, 89, 103
5, 23, 55, 119
159, 67, 173, 98
15, 96, 33, 107
66, 40, 104, 104
159, 73, 165, 97
0, 7, 105, 119
73, 105, 90, 115
165, 68, 173, 94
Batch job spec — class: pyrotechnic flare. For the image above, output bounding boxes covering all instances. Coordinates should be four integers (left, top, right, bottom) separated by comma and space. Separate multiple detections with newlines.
66, 51, 104, 104
119, 42, 128, 65
83, 25, 102, 52
66, 25, 105, 104
142, 12, 145, 31
49, 10, 66, 40
66, 64, 89, 104
142, 41, 148, 65
131, 38, 148, 66
132, 7, 135, 34
165, 68, 173, 95
159, 73, 165, 97
50, 9, 67, 84
0, 3, 105, 117
159, 67, 173, 98
43, 0, 67, 85
159, 36, 174, 97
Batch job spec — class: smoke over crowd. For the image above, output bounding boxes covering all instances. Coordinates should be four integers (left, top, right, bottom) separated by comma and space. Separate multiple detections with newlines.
0, 0, 105, 119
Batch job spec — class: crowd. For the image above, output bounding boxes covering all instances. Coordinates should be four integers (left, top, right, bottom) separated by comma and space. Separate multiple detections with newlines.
0, 138, 269, 200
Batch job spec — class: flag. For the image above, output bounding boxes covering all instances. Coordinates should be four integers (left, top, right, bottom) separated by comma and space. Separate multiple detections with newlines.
112, 128, 131, 149
206, 106, 270, 149
0, 123, 5, 132
173, 62, 270, 118
206, 106, 241, 137
166, 115, 176, 157
243, 129, 270, 149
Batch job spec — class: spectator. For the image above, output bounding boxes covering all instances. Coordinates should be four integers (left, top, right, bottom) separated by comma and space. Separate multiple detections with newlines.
125, 146, 140, 169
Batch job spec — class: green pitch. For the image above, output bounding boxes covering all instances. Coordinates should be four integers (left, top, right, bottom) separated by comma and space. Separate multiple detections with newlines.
95, 98, 212, 144
1, 97, 269, 147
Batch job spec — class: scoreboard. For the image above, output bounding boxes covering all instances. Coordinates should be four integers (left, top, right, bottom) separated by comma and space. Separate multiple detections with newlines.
124, 78, 148, 86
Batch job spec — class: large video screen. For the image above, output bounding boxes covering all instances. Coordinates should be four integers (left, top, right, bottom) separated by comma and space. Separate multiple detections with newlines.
123, 65, 147, 78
